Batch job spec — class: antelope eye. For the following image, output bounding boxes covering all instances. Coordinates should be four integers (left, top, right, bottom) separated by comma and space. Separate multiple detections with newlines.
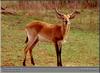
65, 21, 68, 24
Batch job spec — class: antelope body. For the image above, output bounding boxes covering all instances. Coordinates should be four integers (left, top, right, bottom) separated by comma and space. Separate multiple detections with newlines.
26, 21, 69, 42
23, 9, 80, 66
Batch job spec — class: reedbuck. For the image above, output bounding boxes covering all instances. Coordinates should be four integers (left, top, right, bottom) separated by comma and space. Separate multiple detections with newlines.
23, 9, 80, 66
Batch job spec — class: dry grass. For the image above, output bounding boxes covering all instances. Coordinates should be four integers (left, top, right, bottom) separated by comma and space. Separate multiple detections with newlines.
1, 9, 99, 67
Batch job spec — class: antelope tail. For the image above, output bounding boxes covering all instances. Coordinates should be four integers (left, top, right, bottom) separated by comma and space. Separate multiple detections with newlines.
25, 36, 28, 43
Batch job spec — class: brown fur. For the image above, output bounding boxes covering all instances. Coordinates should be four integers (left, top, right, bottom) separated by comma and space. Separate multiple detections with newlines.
23, 10, 80, 66
25, 21, 70, 43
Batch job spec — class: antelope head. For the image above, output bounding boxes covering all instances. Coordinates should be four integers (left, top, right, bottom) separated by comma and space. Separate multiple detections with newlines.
55, 9, 80, 25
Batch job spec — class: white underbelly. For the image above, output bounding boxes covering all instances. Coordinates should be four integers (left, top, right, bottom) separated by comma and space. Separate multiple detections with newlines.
38, 34, 68, 44
38, 34, 52, 42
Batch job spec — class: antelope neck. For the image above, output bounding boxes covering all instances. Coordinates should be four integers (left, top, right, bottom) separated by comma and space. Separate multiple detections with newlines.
62, 20, 70, 36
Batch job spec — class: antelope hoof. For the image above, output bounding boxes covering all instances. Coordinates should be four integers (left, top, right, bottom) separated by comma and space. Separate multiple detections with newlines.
23, 61, 26, 66
57, 64, 62, 67
31, 62, 35, 65
31, 60, 35, 65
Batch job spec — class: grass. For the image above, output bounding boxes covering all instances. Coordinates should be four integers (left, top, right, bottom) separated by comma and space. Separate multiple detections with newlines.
1, 9, 99, 67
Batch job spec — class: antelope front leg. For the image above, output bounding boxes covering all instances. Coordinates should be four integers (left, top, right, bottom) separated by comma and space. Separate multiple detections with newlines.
58, 42, 62, 66
55, 42, 62, 66
58, 41, 62, 66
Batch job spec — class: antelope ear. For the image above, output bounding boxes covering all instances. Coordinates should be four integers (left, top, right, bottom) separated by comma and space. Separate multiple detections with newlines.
69, 10, 80, 19
55, 9, 64, 19
69, 14, 75, 19
56, 13, 64, 19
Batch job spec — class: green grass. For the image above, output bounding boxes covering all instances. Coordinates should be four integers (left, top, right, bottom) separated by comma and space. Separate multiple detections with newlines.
1, 9, 99, 67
